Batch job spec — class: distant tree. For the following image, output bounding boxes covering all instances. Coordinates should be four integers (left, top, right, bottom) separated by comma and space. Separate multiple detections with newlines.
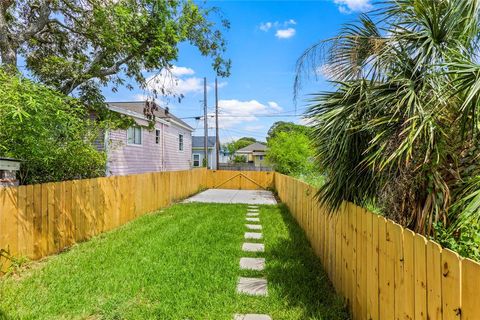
0, 70, 106, 184
232, 155, 247, 163
0, 0, 230, 105
267, 121, 311, 142
266, 131, 314, 175
224, 137, 257, 158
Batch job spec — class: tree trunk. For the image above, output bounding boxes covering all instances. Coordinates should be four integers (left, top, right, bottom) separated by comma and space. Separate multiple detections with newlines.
0, 44, 18, 71
0, 0, 18, 71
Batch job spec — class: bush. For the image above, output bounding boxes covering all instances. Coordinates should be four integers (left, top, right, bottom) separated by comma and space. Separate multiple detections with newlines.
0, 70, 106, 184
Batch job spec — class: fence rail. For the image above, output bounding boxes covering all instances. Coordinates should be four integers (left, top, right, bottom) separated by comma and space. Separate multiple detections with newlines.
0, 169, 208, 272
2, 170, 480, 320
274, 172, 480, 320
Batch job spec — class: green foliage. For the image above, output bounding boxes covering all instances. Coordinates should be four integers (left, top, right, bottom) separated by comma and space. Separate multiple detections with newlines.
299, 0, 480, 236
232, 155, 247, 163
0, 70, 106, 185
267, 121, 311, 142
0, 0, 230, 103
266, 130, 314, 176
434, 222, 480, 262
224, 137, 257, 157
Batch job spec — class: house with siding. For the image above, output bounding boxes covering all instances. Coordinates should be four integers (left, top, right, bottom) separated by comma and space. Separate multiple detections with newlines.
102, 101, 194, 176
235, 142, 268, 167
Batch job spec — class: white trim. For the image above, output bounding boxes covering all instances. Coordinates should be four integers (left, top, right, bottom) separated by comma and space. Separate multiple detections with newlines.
107, 104, 194, 132
192, 153, 201, 167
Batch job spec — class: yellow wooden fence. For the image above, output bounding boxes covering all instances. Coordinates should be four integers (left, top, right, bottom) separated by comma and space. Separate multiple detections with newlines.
274, 172, 480, 320
206, 170, 274, 190
0, 169, 207, 272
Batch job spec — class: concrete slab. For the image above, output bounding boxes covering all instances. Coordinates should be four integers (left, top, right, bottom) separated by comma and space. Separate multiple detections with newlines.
247, 209, 260, 212
246, 224, 262, 230
242, 243, 264, 252
246, 217, 260, 222
237, 277, 268, 296
240, 257, 265, 271
245, 232, 262, 240
234, 314, 271, 320
183, 189, 276, 205
247, 205, 259, 208
246, 212, 259, 217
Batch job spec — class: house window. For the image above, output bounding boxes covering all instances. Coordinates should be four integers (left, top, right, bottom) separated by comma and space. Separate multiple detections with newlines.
155, 129, 161, 144
127, 126, 142, 145
259, 155, 264, 160
179, 134, 184, 151
193, 154, 200, 167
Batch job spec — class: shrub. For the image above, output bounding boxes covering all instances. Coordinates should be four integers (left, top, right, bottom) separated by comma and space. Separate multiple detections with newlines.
0, 70, 106, 184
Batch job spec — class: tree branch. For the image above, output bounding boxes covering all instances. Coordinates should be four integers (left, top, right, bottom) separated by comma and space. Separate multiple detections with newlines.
18, 1, 52, 42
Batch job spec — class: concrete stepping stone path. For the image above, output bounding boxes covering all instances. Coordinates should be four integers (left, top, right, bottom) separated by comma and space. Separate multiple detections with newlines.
233, 206, 270, 320
245, 232, 262, 240
237, 277, 268, 296
242, 242, 264, 252
240, 257, 265, 271
234, 314, 272, 320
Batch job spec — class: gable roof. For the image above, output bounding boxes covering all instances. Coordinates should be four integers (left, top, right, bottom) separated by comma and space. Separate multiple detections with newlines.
192, 136, 217, 148
236, 142, 267, 153
107, 101, 194, 131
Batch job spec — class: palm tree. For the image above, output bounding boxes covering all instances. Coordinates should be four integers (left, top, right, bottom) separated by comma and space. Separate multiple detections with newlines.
297, 0, 480, 235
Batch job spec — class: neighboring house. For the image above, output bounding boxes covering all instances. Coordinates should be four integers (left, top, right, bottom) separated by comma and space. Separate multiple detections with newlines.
103, 101, 194, 176
235, 142, 268, 167
191, 136, 220, 170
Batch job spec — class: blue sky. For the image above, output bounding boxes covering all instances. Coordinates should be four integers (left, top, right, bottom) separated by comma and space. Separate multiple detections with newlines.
103, 0, 372, 142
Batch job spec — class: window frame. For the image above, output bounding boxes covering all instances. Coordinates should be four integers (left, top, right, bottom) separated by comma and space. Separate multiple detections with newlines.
155, 129, 161, 144
127, 126, 142, 145
192, 154, 200, 167
178, 133, 184, 151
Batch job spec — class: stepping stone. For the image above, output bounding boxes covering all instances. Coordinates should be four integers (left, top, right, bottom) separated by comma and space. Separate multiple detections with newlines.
247, 209, 259, 212
247, 213, 259, 217
237, 277, 268, 296
234, 314, 271, 320
248, 205, 259, 208
242, 243, 264, 252
245, 232, 262, 240
246, 217, 260, 222
240, 257, 265, 271
246, 224, 262, 230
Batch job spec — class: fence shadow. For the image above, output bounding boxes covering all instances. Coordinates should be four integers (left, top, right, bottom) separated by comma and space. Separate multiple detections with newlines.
265, 204, 350, 319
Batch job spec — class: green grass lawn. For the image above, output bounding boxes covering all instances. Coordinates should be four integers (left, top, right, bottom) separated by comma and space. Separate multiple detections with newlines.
0, 202, 348, 320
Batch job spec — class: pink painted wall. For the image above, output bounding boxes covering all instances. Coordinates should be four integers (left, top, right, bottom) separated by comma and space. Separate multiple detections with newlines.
106, 118, 192, 176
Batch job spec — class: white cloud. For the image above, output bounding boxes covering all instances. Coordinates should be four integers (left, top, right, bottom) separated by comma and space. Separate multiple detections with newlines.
213, 99, 283, 129
275, 28, 296, 39
285, 19, 296, 26
170, 66, 195, 77
142, 65, 227, 97
268, 101, 282, 111
334, 0, 372, 13
259, 22, 273, 31
258, 19, 296, 38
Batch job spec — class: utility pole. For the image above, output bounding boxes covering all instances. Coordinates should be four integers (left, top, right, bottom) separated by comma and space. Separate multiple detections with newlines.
215, 78, 220, 170
203, 77, 208, 169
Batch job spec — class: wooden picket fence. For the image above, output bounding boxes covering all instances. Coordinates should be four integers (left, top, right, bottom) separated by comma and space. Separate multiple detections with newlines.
274, 173, 480, 320
0, 169, 208, 272
206, 170, 274, 190
2, 169, 480, 319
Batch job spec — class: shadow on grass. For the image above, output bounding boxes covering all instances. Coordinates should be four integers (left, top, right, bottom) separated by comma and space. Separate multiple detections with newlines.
266, 204, 350, 319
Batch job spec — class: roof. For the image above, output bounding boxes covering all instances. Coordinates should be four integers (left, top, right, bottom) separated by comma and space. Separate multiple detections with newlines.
236, 142, 267, 153
107, 101, 194, 131
192, 136, 217, 148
